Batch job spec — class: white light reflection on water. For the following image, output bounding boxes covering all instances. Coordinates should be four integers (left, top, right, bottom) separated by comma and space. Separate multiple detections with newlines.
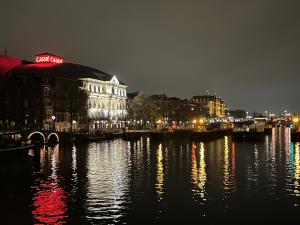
156, 144, 164, 202
70, 144, 78, 198
294, 143, 300, 196
223, 136, 237, 195
191, 142, 207, 202
266, 127, 277, 194
85, 140, 131, 223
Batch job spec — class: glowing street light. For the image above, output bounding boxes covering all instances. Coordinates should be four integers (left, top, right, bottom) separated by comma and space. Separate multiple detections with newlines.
51, 115, 56, 131
156, 119, 162, 130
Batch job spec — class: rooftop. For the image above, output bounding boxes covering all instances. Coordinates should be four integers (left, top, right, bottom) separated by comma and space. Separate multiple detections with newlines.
0, 55, 126, 85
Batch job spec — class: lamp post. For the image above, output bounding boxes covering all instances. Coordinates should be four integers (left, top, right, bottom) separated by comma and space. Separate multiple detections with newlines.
72, 120, 77, 133
25, 114, 28, 130
5, 120, 8, 131
96, 120, 99, 130
11, 121, 15, 131
51, 115, 56, 131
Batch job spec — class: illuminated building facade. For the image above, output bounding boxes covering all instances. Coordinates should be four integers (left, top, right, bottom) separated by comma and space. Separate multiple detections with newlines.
80, 75, 127, 130
0, 53, 127, 132
191, 95, 225, 118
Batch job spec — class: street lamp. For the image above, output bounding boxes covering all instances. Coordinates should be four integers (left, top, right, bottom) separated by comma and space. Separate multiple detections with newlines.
72, 120, 77, 133
11, 121, 15, 131
25, 114, 28, 130
51, 115, 56, 131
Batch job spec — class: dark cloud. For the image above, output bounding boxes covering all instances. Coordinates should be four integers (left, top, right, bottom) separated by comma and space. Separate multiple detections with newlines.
2, 0, 300, 114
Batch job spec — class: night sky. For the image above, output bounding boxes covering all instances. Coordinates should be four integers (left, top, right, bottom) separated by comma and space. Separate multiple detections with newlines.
2, 0, 300, 114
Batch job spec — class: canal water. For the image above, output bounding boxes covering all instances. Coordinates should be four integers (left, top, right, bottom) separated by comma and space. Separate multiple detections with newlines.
1, 127, 300, 224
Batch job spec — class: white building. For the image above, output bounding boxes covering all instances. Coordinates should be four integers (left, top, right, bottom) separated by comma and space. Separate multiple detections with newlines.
80, 75, 127, 131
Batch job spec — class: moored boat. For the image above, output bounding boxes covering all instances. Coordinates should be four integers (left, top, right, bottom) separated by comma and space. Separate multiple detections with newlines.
0, 131, 34, 157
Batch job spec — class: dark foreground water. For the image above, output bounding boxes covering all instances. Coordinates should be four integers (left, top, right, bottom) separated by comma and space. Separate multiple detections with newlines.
1, 128, 300, 224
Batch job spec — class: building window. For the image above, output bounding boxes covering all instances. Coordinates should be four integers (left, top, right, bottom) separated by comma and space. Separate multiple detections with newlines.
44, 87, 50, 97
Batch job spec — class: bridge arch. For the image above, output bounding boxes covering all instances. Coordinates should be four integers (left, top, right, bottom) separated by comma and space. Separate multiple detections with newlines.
47, 132, 59, 146
27, 131, 46, 144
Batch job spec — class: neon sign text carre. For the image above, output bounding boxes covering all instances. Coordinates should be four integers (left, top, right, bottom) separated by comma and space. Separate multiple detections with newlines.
35, 54, 64, 64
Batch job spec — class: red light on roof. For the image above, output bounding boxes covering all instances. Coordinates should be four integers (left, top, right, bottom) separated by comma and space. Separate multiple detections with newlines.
35, 53, 64, 64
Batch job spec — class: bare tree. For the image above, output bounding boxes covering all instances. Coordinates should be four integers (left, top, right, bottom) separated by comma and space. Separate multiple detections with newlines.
64, 81, 88, 132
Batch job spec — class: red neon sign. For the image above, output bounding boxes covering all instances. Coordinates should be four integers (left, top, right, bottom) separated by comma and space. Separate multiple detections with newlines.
35, 53, 64, 64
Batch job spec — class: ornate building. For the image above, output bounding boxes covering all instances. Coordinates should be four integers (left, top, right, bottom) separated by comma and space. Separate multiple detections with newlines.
191, 95, 225, 118
0, 53, 127, 132
80, 75, 127, 130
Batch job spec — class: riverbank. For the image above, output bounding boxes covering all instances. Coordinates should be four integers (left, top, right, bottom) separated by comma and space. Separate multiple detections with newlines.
62, 128, 234, 143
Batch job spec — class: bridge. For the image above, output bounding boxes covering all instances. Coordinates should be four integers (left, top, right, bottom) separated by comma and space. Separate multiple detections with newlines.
20, 130, 60, 146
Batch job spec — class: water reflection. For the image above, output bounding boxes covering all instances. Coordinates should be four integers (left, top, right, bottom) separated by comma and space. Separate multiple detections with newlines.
191, 142, 207, 201
31, 145, 67, 225
294, 143, 300, 196
223, 136, 230, 191
198, 142, 207, 200
70, 145, 78, 203
156, 144, 164, 202
6, 127, 300, 224
85, 140, 130, 223
231, 142, 237, 191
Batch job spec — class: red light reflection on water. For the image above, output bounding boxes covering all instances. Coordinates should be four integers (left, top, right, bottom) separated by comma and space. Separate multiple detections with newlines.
32, 179, 67, 225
